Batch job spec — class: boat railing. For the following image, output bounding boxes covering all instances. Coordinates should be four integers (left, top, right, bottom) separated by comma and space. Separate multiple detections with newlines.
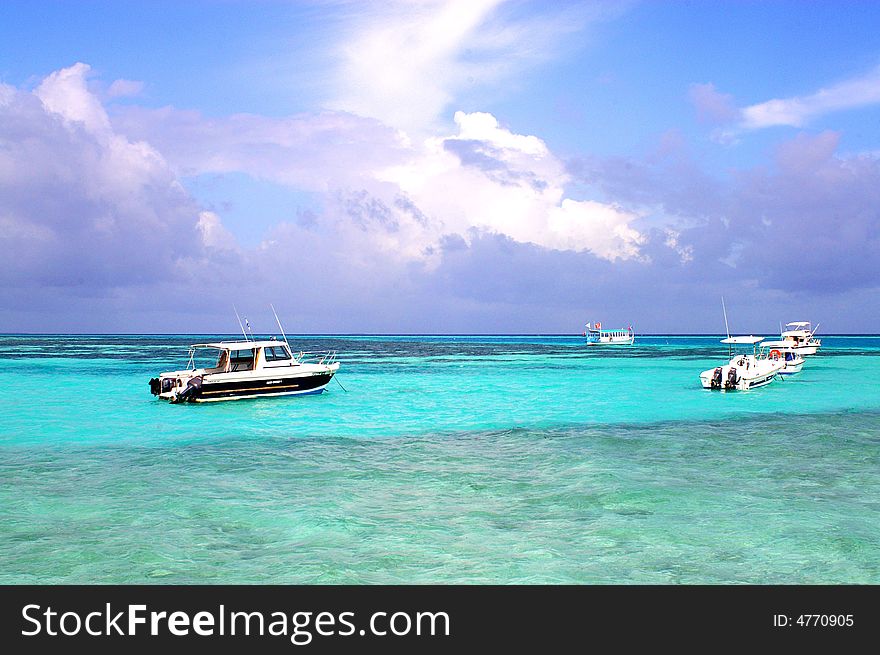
295, 350, 338, 366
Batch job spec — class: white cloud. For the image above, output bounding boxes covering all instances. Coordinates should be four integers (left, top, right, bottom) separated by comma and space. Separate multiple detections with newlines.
453, 110, 547, 155
107, 78, 145, 98
116, 97, 645, 263
375, 110, 644, 261
197, 211, 238, 251
740, 65, 880, 130
0, 64, 223, 289
35, 62, 112, 134
663, 228, 694, 264
322, 0, 603, 134
328, 0, 502, 133
0, 83, 14, 107
111, 105, 408, 191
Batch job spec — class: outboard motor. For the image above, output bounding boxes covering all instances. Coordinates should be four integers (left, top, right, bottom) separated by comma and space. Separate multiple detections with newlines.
173, 376, 203, 403
149, 378, 160, 395
725, 367, 739, 390
161, 378, 174, 394
710, 367, 723, 389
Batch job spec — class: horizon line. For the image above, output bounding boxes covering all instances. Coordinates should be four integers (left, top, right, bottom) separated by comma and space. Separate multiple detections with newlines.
0, 332, 876, 337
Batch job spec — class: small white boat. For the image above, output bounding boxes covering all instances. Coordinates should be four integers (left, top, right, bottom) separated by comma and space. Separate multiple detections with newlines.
149, 306, 339, 403
780, 321, 821, 355
583, 322, 634, 345
699, 336, 785, 390
149, 339, 340, 403
759, 340, 805, 375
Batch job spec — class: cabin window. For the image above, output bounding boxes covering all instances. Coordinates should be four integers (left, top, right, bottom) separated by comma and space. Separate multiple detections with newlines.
264, 346, 291, 362
214, 350, 229, 370
229, 348, 255, 371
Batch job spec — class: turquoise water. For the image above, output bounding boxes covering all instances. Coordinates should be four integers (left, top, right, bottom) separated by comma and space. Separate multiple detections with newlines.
1, 334, 879, 583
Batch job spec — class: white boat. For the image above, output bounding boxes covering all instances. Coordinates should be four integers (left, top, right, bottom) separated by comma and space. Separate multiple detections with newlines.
149, 339, 340, 403
699, 336, 785, 390
780, 321, 821, 355
583, 322, 634, 345
759, 340, 805, 375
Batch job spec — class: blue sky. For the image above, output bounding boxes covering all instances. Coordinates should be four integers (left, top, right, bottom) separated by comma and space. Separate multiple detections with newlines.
1, 1, 880, 333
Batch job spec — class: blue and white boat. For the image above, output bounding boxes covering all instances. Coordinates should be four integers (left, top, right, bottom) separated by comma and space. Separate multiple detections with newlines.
759, 340, 805, 375
583, 322, 635, 345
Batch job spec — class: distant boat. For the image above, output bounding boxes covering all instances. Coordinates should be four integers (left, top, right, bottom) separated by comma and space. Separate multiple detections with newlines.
780, 321, 821, 355
583, 322, 635, 345
699, 336, 784, 390
759, 340, 805, 375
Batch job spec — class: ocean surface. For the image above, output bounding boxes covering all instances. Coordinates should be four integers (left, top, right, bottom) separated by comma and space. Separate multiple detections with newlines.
1, 334, 878, 584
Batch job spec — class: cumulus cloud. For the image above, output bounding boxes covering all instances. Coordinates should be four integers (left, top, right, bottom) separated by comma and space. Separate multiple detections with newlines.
732, 132, 880, 292
197, 210, 238, 251
35, 62, 112, 134
1, 62, 651, 331
4, 62, 877, 333
372, 110, 645, 261
0, 63, 220, 293
115, 104, 647, 262
573, 130, 880, 296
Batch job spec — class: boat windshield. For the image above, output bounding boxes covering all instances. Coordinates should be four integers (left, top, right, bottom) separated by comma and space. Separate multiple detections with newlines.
229, 348, 255, 372
264, 345, 291, 361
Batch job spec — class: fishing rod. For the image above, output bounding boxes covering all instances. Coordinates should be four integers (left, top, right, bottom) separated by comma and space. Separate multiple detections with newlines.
233, 305, 249, 341
270, 303, 291, 350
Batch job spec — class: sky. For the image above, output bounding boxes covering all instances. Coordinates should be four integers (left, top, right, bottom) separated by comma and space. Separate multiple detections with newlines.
1, 0, 879, 334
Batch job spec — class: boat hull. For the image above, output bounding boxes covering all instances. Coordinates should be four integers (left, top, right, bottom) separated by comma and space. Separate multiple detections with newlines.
193, 371, 335, 402
778, 361, 804, 375
700, 371, 778, 390
155, 363, 340, 403
699, 356, 784, 391
780, 330, 820, 355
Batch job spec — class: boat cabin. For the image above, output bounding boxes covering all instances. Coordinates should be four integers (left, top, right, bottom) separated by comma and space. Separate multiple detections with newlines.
190, 339, 299, 374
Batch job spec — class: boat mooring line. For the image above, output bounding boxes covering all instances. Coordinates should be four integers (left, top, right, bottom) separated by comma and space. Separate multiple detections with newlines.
334, 376, 348, 392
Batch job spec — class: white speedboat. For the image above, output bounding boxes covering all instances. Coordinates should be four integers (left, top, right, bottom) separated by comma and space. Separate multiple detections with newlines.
149, 339, 340, 403
759, 340, 805, 375
780, 321, 821, 355
583, 322, 635, 345
699, 336, 785, 390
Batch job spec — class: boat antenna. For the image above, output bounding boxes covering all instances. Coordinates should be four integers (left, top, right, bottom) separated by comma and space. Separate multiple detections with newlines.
721, 296, 731, 357
233, 305, 249, 341
270, 303, 291, 349
810, 322, 820, 338
721, 297, 731, 339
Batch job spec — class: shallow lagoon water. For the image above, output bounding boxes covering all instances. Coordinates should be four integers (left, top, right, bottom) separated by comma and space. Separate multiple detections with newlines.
1, 334, 878, 583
